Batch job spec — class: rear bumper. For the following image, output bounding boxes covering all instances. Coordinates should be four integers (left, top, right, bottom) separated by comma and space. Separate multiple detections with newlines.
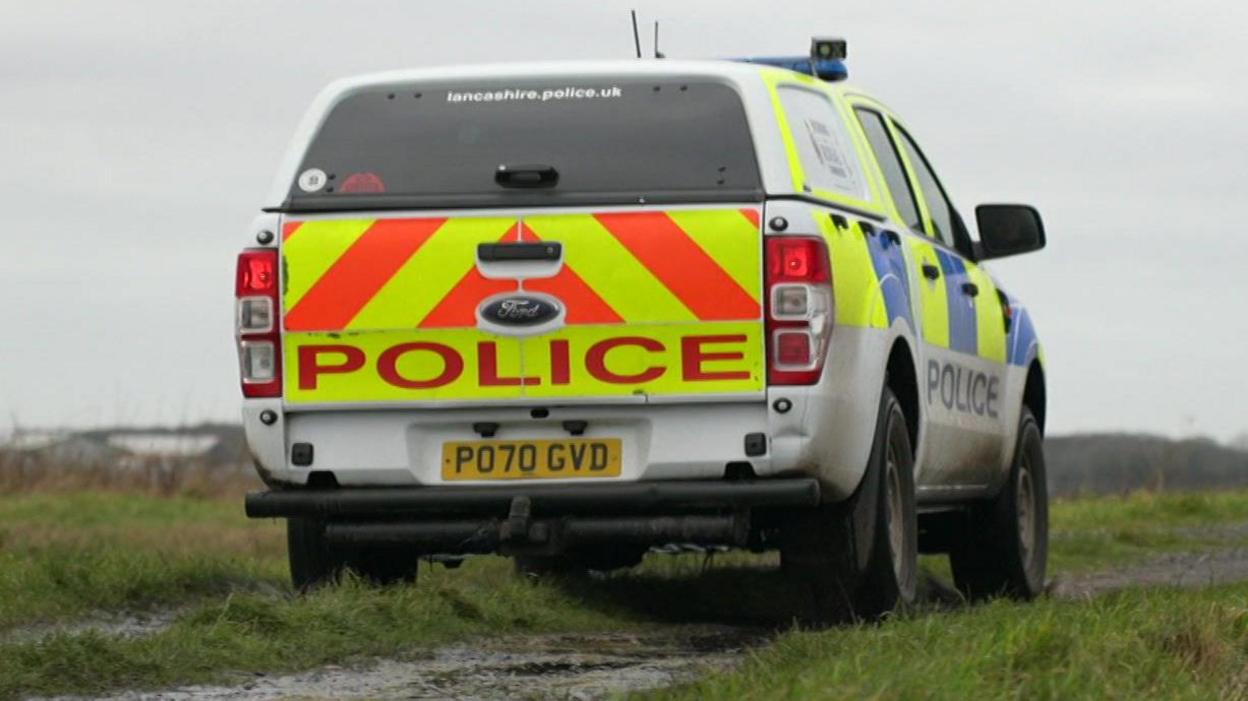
245, 478, 820, 554
244, 401, 781, 487
245, 478, 820, 519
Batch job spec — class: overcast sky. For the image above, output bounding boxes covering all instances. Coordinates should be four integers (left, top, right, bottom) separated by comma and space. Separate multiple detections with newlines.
0, 0, 1245, 440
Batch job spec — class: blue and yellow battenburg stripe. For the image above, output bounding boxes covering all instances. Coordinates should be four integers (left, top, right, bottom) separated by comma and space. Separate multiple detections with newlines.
935, 249, 977, 355
1004, 295, 1040, 368
821, 213, 1020, 367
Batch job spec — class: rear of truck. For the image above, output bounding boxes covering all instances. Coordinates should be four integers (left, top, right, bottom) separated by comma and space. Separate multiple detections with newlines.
237, 64, 835, 564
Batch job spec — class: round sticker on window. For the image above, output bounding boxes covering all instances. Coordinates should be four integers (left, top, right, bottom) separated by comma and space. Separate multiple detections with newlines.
297, 168, 327, 193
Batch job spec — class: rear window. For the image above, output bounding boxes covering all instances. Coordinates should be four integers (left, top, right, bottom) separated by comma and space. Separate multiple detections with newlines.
284, 78, 763, 211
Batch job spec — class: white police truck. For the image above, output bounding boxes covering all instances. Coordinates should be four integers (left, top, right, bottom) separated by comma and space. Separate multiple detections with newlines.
236, 39, 1049, 622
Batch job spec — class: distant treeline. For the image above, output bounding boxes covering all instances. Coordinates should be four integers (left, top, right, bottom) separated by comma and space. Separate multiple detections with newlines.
1047, 433, 1248, 497
7, 423, 1247, 499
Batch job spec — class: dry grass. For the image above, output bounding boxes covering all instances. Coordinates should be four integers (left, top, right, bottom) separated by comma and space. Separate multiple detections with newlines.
0, 450, 262, 499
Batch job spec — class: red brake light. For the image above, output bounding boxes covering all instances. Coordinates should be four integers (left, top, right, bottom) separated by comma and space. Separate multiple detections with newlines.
766, 237, 831, 284
237, 251, 277, 295
236, 248, 282, 398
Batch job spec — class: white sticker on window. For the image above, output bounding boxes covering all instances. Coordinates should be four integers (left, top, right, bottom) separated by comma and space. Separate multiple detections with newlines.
777, 86, 869, 202
297, 168, 327, 193
803, 118, 858, 192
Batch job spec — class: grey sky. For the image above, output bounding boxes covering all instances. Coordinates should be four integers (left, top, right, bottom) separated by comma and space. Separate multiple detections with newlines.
0, 0, 1244, 439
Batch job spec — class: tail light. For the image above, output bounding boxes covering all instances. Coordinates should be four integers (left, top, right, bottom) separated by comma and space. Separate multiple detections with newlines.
765, 236, 833, 385
236, 249, 281, 397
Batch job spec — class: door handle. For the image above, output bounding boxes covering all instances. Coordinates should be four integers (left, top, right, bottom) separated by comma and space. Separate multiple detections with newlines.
961, 282, 980, 297
921, 263, 941, 281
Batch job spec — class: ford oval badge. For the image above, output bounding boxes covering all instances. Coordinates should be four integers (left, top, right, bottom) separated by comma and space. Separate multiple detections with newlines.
479, 294, 562, 327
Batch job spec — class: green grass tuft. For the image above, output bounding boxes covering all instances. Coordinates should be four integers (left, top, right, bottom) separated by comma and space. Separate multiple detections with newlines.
646, 584, 1248, 700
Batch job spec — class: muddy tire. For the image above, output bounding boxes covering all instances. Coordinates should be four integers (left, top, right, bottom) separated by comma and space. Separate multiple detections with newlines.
781, 386, 918, 625
948, 407, 1048, 600
287, 518, 419, 590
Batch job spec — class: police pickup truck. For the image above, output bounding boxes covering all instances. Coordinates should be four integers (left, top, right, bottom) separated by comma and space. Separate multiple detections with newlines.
237, 39, 1049, 622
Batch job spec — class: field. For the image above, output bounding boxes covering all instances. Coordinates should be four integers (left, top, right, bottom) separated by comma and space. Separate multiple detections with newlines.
4, 477, 1248, 699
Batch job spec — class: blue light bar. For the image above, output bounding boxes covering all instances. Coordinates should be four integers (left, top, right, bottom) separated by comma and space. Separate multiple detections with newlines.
733, 56, 848, 82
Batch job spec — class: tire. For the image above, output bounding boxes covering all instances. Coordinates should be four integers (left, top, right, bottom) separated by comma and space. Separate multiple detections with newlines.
948, 406, 1048, 600
781, 386, 918, 625
287, 518, 419, 590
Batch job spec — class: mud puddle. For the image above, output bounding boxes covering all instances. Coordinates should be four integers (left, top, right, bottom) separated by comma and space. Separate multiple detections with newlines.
2, 608, 180, 645
91, 626, 765, 701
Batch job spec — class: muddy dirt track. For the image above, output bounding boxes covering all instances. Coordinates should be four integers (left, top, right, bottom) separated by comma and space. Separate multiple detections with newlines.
38, 546, 1248, 701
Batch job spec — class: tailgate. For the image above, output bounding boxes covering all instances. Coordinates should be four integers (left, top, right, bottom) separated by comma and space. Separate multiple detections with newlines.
280, 206, 764, 406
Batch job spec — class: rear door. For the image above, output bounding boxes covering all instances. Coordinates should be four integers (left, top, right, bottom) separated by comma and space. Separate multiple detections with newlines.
887, 122, 1010, 485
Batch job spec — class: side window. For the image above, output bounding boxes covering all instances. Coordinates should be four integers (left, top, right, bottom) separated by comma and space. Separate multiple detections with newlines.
776, 86, 869, 202
894, 126, 957, 248
854, 108, 921, 231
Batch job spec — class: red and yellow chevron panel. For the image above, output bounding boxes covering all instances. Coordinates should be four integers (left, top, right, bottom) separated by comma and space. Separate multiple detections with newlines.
280, 208, 764, 404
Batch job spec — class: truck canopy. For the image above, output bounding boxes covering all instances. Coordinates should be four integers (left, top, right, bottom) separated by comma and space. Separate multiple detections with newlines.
281, 75, 762, 212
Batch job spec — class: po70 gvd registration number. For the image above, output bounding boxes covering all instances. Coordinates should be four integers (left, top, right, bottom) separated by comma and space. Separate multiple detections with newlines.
441, 438, 622, 481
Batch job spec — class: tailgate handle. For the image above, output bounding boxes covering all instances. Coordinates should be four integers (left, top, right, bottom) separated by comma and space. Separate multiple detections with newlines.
495, 163, 559, 188
478, 242, 562, 262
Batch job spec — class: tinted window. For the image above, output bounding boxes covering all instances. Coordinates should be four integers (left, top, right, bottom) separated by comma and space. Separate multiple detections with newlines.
854, 109, 921, 231
286, 79, 762, 211
894, 126, 956, 247
777, 87, 868, 201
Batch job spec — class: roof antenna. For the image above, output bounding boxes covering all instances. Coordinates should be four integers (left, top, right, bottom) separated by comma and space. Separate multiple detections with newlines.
653, 21, 665, 59
630, 10, 642, 59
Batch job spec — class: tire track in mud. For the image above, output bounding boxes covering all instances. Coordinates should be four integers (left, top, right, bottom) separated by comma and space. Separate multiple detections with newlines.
1, 609, 182, 645
1051, 547, 1248, 599
89, 627, 763, 701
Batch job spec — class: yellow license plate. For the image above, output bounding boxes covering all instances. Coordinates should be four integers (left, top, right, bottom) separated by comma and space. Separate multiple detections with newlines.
441, 438, 622, 481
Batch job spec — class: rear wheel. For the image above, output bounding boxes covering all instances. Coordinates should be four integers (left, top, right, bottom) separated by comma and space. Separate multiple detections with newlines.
781, 386, 918, 625
948, 407, 1048, 600
287, 518, 419, 590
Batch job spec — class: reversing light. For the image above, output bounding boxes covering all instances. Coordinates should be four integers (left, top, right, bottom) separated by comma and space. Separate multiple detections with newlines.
237, 297, 273, 333
771, 285, 811, 318
240, 341, 277, 382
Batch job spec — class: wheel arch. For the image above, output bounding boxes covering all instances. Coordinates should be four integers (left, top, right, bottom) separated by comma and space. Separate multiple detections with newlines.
885, 337, 920, 451
1023, 359, 1046, 435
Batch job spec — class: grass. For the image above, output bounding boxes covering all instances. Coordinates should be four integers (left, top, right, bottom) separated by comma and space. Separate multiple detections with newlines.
1, 487, 1248, 698
0, 493, 285, 630
646, 583, 1248, 700
1049, 489, 1248, 572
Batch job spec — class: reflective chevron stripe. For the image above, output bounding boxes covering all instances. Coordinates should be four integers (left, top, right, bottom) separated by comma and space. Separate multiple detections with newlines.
282, 209, 762, 332
279, 207, 765, 405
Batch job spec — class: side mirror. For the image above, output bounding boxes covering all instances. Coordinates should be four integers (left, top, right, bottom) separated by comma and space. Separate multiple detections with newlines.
974, 204, 1046, 260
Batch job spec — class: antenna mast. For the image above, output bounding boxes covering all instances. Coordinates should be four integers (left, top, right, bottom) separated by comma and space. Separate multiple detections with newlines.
630, 11, 642, 59
654, 21, 665, 59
